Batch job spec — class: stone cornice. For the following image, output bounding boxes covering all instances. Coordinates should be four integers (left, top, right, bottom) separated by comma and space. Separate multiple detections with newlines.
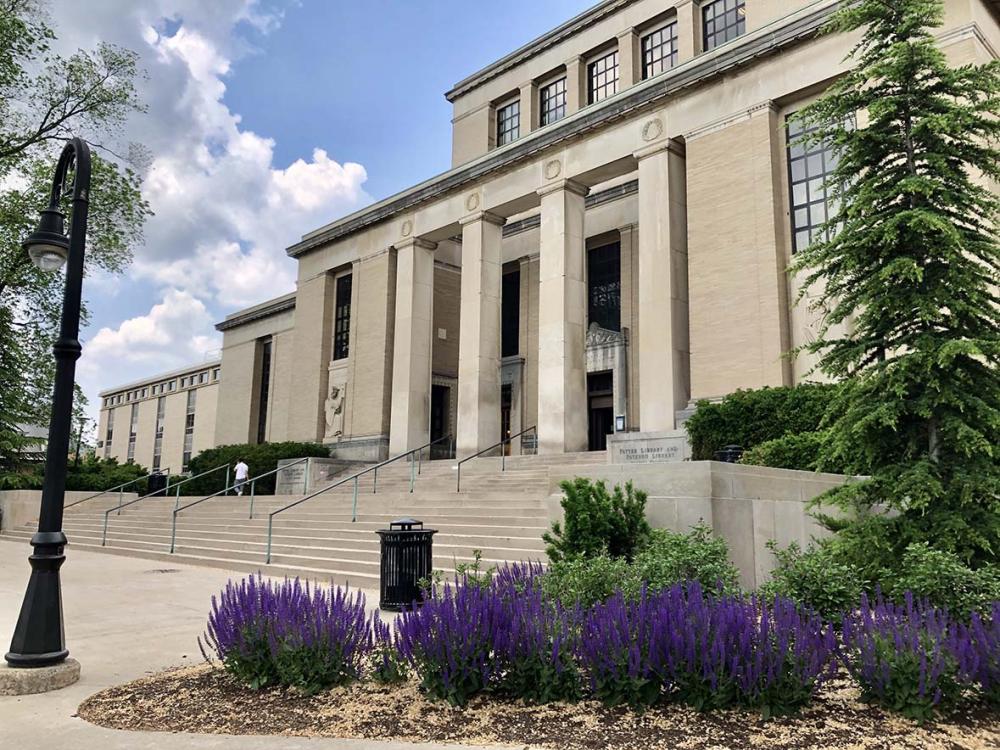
287, 1, 840, 260
215, 294, 296, 332
444, 0, 637, 103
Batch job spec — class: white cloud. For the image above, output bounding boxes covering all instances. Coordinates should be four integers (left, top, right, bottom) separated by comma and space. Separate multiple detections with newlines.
35, 0, 373, 427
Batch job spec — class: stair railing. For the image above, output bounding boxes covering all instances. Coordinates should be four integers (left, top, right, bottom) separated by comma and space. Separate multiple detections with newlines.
65, 469, 172, 512
169, 457, 310, 554
264, 436, 452, 564
99, 463, 229, 547
456, 425, 537, 492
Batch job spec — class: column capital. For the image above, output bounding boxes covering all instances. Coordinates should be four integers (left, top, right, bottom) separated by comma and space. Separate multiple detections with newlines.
460, 210, 506, 227
537, 178, 589, 199
634, 137, 685, 161
392, 237, 437, 252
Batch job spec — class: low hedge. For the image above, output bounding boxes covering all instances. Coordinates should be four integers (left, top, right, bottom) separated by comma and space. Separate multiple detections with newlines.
740, 430, 841, 473
183, 442, 330, 496
0, 456, 150, 493
684, 384, 840, 462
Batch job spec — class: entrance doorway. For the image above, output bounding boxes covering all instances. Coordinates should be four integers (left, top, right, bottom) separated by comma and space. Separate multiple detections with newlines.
500, 383, 513, 456
587, 371, 614, 452
430, 384, 450, 459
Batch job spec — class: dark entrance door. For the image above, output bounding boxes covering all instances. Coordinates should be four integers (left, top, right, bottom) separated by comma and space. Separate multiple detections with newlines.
500, 383, 513, 456
430, 385, 449, 458
587, 371, 614, 452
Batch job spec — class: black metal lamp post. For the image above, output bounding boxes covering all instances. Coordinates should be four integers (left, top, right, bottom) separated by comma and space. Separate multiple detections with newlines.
5, 138, 91, 668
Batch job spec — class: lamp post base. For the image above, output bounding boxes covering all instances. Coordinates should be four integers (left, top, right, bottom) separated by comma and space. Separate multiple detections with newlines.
0, 658, 80, 696
5, 530, 69, 668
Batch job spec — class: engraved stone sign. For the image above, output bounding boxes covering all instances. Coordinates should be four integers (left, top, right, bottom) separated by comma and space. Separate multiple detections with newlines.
607, 430, 691, 465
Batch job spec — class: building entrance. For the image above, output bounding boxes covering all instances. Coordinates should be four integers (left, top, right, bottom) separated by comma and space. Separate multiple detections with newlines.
430, 384, 450, 459
587, 371, 614, 452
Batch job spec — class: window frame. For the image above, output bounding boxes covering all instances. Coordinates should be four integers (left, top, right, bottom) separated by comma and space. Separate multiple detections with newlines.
495, 97, 520, 147
702, 0, 746, 52
539, 76, 567, 126
332, 273, 352, 361
587, 49, 620, 105
785, 113, 849, 254
641, 22, 679, 79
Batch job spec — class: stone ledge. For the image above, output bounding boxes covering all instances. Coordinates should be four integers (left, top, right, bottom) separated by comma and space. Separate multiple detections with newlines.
0, 658, 80, 696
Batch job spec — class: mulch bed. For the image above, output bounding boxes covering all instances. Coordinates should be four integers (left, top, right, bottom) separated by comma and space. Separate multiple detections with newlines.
78, 664, 999, 750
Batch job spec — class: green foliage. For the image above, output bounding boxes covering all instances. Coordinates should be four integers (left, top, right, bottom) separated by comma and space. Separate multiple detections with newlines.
0, 454, 149, 492
759, 541, 864, 623
741, 431, 834, 473
886, 543, 1000, 620
0, 0, 150, 462
791, 0, 1000, 565
542, 524, 739, 607
184, 442, 330, 495
454, 549, 496, 592
684, 384, 841, 463
635, 525, 741, 596
543, 478, 650, 563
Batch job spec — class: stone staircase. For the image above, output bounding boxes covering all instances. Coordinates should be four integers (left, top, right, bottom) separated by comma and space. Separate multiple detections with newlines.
0, 451, 604, 588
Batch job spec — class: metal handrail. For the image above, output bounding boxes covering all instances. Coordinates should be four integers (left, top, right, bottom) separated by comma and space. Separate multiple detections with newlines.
373, 434, 454, 494
65, 469, 171, 511
169, 457, 310, 554
456, 425, 537, 492
264, 436, 453, 564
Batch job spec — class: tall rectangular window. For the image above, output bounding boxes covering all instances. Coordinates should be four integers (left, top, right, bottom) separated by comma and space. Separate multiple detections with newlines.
333, 273, 352, 360
495, 99, 520, 146
587, 242, 622, 332
786, 115, 843, 253
501, 270, 521, 358
642, 23, 679, 78
539, 78, 567, 126
104, 409, 114, 458
152, 397, 165, 471
183, 389, 196, 472
126, 404, 138, 462
256, 338, 273, 445
588, 50, 619, 104
703, 0, 746, 51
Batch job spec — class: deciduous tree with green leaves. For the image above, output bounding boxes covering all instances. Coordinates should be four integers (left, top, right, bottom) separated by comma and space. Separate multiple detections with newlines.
0, 0, 151, 471
791, 0, 1000, 565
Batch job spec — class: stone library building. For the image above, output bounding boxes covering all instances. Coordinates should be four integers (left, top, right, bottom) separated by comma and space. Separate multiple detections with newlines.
97, 0, 1000, 472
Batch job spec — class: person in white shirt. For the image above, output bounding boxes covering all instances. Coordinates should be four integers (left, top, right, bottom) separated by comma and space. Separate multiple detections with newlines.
233, 459, 249, 496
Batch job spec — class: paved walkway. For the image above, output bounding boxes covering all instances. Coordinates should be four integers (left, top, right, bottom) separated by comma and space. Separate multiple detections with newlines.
0, 540, 506, 749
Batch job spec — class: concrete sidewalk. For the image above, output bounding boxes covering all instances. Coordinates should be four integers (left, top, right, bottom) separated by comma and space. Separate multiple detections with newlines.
0, 540, 504, 749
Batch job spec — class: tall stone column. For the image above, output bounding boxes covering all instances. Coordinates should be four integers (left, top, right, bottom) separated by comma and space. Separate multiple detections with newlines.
457, 211, 505, 456
537, 179, 589, 454
389, 238, 436, 454
635, 139, 689, 432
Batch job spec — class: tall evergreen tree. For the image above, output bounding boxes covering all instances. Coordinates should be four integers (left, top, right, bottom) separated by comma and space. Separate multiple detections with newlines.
792, 0, 1000, 564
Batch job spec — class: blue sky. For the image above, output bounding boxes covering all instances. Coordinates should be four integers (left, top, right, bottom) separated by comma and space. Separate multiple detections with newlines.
40, 0, 592, 431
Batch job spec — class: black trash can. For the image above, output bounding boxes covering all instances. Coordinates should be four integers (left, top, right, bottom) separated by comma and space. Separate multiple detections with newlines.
147, 471, 168, 496
713, 444, 745, 463
376, 517, 437, 611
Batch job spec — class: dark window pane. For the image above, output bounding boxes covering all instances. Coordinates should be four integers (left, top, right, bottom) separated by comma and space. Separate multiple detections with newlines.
703, 0, 745, 51
496, 100, 520, 145
587, 242, 621, 331
333, 273, 352, 360
641, 22, 678, 79
588, 50, 619, 104
539, 77, 567, 126
501, 270, 520, 357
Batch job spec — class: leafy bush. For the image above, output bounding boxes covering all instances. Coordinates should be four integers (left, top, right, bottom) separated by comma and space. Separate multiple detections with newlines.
199, 575, 372, 694
185, 442, 330, 496
684, 384, 840, 463
740, 431, 833, 472
543, 478, 650, 563
759, 541, 864, 623
1, 455, 151, 493
886, 543, 1000, 621
543, 525, 739, 607
635, 525, 740, 596
840, 593, 967, 722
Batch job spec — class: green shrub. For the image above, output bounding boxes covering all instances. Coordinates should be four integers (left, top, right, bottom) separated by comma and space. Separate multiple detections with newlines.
543, 478, 650, 563
541, 555, 638, 607
884, 543, 1000, 620
184, 442, 330, 496
542, 524, 741, 607
634, 524, 741, 596
684, 384, 840, 462
759, 541, 864, 622
1, 455, 150, 493
741, 431, 837, 473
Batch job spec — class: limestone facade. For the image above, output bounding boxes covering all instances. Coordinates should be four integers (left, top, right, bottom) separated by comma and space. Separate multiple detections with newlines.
99, 0, 1000, 467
